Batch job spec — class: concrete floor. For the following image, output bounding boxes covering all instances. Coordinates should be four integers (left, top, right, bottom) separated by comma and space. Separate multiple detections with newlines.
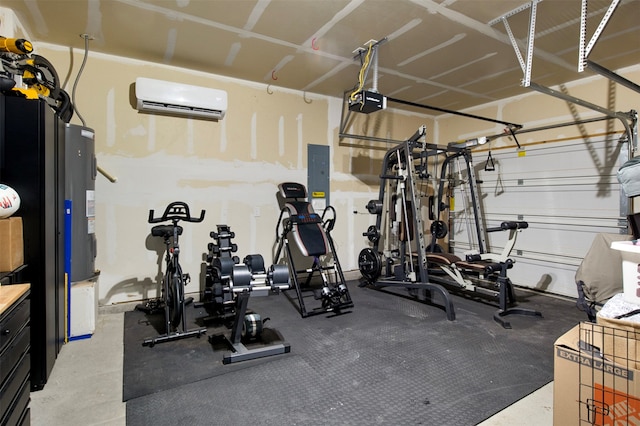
30, 312, 126, 426
28, 310, 553, 426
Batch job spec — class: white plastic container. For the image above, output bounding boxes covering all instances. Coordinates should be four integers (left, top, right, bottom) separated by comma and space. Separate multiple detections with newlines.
69, 279, 98, 339
611, 240, 640, 304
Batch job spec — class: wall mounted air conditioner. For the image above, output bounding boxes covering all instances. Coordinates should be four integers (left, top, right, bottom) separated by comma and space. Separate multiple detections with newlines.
135, 77, 227, 120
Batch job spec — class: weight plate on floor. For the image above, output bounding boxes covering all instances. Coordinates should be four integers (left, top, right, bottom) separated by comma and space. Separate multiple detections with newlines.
358, 248, 382, 281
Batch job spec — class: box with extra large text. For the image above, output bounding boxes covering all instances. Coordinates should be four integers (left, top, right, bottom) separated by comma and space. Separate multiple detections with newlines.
554, 322, 640, 425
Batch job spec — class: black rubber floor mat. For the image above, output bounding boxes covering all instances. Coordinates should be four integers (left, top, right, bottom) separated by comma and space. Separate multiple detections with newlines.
125, 281, 586, 424
122, 299, 291, 401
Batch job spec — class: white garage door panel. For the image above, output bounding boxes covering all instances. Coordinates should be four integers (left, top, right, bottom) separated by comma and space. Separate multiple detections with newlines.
479, 139, 622, 174
449, 136, 628, 298
451, 222, 615, 261
508, 257, 581, 298
474, 190, 618, 221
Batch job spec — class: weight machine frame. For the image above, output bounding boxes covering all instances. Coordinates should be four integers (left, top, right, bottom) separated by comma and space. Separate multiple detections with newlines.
359, 130, 455, 321
358, 129, 541, 327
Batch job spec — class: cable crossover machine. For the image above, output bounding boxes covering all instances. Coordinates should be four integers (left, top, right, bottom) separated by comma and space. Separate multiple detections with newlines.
357, 127, 542, 328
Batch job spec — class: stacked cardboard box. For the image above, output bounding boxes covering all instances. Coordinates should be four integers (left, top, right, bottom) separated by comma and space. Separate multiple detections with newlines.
0, 217, 23, 273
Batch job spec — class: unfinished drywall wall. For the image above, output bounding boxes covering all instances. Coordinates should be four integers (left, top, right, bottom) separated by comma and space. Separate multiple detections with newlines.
10, 36, 430, 305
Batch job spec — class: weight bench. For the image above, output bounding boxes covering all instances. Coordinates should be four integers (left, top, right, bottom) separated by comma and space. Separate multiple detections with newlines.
427, 221, 542, 328
274, 182, 354, 317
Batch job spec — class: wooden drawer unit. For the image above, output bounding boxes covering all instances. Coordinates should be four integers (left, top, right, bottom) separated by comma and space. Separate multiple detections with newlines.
0, 284, 30, 426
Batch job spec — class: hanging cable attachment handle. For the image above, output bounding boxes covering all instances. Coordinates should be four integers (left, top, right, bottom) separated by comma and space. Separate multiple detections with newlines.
484, 150, 495, 172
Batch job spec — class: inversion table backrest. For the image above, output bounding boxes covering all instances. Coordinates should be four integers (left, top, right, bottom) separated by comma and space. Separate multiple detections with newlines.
278, 182, 330, 257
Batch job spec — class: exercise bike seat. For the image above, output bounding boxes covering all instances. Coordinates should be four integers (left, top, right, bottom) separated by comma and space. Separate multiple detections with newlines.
151, 224, 183, 239
279, 182, 330, 257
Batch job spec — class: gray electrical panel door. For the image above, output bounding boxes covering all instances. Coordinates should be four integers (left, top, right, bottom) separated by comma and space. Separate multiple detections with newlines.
65, 124, 97, 282
307, 144, 330, 210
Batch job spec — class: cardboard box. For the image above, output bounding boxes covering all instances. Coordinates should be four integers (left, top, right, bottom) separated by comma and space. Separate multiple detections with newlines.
597, 313, 640, 369
554, 323, 640, 425
0, 217, 23, 272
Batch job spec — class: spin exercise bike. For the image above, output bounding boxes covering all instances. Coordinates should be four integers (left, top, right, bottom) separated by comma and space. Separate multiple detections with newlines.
201, 224, 291, 364
141, 201, 207, 346
274, 182, 354, 317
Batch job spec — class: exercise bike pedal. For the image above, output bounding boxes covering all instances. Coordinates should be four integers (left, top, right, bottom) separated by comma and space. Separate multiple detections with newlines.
135, 299, 165, 315
182, 273, 191, 285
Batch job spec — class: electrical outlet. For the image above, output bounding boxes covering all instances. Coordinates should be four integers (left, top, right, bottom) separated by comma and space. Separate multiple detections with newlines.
254, 207, 261, 217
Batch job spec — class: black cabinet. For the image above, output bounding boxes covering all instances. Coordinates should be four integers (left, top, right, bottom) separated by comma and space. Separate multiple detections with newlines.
0, 94, 65, 391
0, 284, 30, 425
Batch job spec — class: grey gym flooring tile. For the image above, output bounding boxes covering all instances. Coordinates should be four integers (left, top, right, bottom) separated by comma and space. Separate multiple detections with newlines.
29, 311, 553, 426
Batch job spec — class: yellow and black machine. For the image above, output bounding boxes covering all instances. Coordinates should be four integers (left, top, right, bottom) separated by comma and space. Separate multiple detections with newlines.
0, 36, 73, 122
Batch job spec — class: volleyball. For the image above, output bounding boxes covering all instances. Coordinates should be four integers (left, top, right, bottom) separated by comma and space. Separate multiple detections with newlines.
0, 184, 20, 219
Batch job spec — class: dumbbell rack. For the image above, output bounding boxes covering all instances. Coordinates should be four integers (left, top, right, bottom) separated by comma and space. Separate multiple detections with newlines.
203, 225, 291, 364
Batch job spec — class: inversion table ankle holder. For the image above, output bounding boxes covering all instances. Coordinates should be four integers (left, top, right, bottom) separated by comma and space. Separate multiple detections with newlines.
274, 182, 354, 317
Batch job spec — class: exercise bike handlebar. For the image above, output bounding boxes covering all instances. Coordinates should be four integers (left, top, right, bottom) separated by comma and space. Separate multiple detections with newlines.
148, 201, 206, 224
486, 221, 528, 233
